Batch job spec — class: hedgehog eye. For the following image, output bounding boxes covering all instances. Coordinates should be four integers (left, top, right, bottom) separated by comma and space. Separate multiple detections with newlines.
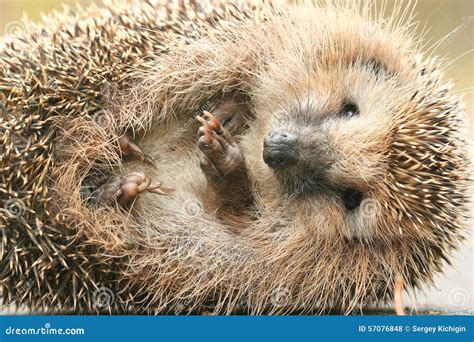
341, 103, 359, 118
341, 188, 363, 210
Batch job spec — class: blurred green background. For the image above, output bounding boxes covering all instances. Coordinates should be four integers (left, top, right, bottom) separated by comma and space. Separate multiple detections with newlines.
0, 0, 473, 312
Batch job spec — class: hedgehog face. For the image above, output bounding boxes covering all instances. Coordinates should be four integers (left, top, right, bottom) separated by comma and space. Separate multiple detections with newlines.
251, 14, 421, 238
250, 7, 467, 243
256, 87, 390, 240
259, 67, 394, 210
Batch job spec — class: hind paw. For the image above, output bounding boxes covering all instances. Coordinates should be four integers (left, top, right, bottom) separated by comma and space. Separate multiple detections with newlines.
118, 135, 156, 168
91, 171, 173, 207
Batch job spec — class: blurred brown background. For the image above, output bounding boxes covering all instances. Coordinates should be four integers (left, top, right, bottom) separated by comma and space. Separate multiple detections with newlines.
0, 0, 472, 313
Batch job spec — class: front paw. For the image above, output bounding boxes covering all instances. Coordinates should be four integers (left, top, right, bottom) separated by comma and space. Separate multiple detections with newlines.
196, 111, 254, 213
196, 111, 244, 178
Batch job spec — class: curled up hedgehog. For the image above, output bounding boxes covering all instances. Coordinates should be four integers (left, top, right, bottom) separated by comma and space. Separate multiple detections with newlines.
0, 0, 472, 314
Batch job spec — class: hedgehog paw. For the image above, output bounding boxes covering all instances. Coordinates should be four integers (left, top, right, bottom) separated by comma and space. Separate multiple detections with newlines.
92, 171, 173, 207
196, 111, 245, 178
118, 135, 156, 168
196, 111, 253, 210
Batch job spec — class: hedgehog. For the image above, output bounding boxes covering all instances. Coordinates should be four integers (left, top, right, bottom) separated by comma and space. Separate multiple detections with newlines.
0, 0, 471, 314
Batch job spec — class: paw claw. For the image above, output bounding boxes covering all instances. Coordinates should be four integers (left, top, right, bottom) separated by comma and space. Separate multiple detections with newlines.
203, 111, 222, 133
196, 110, 244, 177
147, 186, 175, 195
118, 135, 156, 168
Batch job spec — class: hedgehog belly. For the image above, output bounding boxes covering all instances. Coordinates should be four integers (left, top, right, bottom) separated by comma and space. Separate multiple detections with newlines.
120, 124, 207, 215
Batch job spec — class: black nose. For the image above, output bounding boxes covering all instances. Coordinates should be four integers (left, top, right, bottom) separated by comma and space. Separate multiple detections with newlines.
263, 130, 298, 168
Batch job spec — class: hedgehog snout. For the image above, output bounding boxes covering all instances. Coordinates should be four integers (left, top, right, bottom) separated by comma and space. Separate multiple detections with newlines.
263, 130, 299, 168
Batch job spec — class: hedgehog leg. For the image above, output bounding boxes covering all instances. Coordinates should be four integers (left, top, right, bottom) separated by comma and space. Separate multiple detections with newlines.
196, 111, 252, 208
91, 171, 173, 207
118, 135, 156, 168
